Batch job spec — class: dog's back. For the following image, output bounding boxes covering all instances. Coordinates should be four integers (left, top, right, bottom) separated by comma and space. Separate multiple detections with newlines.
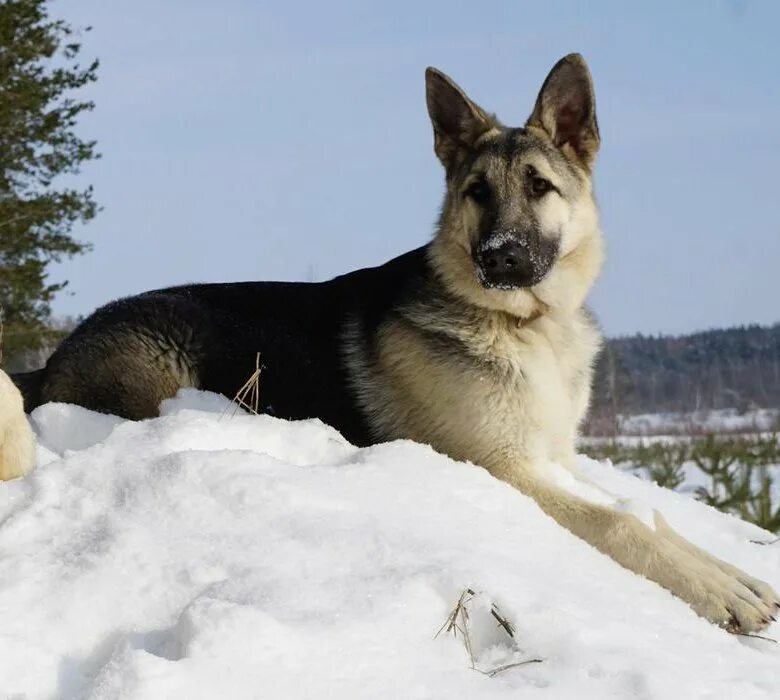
13, 245, 431, 446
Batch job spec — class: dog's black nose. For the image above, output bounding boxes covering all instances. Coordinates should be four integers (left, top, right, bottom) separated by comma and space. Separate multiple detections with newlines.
476, 240, 535, 289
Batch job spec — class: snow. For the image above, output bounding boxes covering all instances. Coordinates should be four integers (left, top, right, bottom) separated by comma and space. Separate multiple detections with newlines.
2, 390, 780, 699
617, 408, 780, 436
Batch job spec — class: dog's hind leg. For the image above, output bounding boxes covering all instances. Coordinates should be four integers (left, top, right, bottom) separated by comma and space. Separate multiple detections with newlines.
0, 369, 36, 480
37, 294, 205, 420
40, 328, 201, 420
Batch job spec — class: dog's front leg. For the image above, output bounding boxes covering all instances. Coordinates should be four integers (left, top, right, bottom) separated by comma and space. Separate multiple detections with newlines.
495, 461, 780, 633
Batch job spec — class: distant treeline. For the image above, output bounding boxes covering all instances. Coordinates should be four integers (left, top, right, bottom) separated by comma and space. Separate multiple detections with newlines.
588, 323, 780, 430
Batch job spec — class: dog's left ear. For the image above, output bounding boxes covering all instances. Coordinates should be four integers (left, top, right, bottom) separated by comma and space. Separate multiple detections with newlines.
527, 53, 600, 168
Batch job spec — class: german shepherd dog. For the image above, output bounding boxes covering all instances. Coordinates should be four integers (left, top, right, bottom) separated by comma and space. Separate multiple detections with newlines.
2, 55, 778, 632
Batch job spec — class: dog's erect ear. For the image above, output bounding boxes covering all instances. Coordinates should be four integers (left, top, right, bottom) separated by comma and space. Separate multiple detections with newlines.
425, 68, 494, 170
527, 54, 600, 168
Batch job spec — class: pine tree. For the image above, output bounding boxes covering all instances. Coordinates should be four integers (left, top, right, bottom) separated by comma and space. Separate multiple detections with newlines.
0, 0, 98, 362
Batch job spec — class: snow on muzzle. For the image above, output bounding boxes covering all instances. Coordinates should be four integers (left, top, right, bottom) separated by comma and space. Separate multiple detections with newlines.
474, 229, 559, 289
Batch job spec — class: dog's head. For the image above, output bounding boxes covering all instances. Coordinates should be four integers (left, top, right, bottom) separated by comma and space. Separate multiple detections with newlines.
426, 54, 604, 319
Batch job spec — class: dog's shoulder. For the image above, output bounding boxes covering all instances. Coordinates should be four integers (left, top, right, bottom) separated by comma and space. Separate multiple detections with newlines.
325, 244, 433, 346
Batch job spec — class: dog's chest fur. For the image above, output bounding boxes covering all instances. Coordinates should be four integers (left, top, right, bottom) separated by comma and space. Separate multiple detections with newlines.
346, 296, 601, 471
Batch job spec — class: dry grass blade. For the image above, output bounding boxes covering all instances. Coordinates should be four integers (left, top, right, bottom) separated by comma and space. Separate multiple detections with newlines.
222, 352, 263, 418
489, 603, 515, 638
478, 658, 543, 677
435, 588, 542, 676
734, 632, 778, 644
434, 588, 476, 667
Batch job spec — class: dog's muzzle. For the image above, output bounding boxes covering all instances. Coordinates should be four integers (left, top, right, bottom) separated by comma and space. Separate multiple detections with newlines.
474, 231, 557, 290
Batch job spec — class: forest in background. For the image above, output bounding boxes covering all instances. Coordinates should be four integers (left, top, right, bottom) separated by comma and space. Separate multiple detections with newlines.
587, 323, 780, 433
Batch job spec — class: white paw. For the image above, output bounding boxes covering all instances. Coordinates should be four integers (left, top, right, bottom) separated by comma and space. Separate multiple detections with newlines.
682, 563, 778, 633
653, 513, 779, 633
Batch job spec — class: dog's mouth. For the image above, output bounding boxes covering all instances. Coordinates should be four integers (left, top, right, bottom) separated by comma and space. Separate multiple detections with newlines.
473, 233, 558, 290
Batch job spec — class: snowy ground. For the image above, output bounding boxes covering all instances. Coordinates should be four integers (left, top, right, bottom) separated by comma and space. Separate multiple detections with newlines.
2, 391, 780, 699
616, 408, 780, 436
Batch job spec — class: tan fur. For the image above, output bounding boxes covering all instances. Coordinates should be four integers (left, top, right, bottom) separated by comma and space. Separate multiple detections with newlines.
0, 369, 35, 480
346, 54, 779, 632
43, 331, 199, 420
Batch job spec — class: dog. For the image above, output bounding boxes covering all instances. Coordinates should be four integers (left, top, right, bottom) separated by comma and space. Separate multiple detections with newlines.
0, 369, 35, 481
4, 54, 778, 632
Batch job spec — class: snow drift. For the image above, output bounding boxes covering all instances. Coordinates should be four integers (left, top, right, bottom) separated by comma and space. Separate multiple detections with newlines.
1, 390, 779, 699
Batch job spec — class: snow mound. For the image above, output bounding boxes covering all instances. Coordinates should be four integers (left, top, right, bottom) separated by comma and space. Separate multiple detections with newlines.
2, 391, 780, 698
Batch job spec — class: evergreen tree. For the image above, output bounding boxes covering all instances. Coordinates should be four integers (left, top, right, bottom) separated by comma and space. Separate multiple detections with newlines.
0, 0, 98, 361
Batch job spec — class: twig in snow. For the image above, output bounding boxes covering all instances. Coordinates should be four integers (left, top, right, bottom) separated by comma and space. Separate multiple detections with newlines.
222, 352, 263, 418
484, 595, 515, 638
734, 632, 777, 644
477, 658, 543, 677
435, 587, 543, 676
750, 537, 780, 546
435, 588, 476, 667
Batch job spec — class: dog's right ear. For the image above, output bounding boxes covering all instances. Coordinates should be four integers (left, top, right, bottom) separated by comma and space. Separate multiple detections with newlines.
425, 68, 495, 170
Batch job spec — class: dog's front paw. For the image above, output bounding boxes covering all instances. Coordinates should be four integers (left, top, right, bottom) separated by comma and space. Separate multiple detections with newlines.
651, 512, 780, 633
683, 566, 777, 633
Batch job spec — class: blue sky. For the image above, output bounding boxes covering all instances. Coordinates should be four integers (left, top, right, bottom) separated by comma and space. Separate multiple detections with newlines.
53, 0, 779, 336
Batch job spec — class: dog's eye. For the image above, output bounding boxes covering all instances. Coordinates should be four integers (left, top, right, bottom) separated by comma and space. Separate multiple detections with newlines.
529, 176, 553, 198
464, 180, 490, 205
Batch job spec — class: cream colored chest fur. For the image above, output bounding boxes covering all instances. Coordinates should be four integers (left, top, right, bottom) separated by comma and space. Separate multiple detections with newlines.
352, 308, 600, 474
